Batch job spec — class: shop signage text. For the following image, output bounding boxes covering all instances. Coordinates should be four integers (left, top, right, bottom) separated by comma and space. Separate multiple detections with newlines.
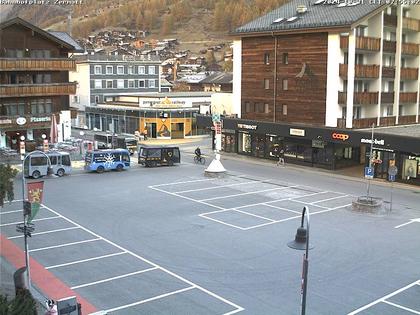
361, 138, 385, 146
290, 128, 305, 137
0, 119, 12, 125
332, 132, 349, 141
16, 117, 27, 125
30, 117, 51, 123
238, 124, 257, 130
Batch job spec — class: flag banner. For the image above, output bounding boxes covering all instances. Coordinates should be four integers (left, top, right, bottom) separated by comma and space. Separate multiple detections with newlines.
26, 181, 44, 223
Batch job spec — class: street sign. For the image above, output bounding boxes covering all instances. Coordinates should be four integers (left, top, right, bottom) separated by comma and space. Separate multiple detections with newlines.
388, 165, 398, 176
388, 174, 396, 182
364, 166, 374, 179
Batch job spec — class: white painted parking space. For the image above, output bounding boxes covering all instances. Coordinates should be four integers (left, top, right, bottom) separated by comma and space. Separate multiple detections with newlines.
149, 174, 353, 230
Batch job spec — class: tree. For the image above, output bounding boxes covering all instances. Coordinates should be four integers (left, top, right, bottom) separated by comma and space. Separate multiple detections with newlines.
0, 290, 37, 315
0, 164, 18, 207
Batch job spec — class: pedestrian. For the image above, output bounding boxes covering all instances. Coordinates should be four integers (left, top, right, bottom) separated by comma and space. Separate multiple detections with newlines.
277, 148, 285, 166
143, 129, 148, 141
45, 299, 57, 315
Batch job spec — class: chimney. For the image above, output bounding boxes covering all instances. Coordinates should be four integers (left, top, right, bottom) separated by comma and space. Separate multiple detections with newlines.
296, 5, 308, 14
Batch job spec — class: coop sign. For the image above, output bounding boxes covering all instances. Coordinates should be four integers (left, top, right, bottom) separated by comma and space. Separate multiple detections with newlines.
237, 124, 257, 130
361, 138, 385, 146
30, 117, 51, 123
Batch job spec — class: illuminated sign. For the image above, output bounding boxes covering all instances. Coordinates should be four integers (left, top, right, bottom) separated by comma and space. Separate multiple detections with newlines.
238, 124, 257, 130
361, 138, 385, 146
332, 132, 349, 141
0, 119, 12, 125
16, 117, 27, 125
30, 117, 51, 123
290, 128, 305, 136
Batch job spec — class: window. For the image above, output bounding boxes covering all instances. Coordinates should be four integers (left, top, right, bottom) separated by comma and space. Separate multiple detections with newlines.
106, 80, 113, 88
44, 74, 51, 83
128, 80, 135, 88
264, 52, 270, 65
31, 156, 48, 166
264, 103, 270, 114
355, 80, 369, 92
342, 106, 347, 118
283, 53, 288, 65
30, 50, 50, 58
400, 81, 404, 92
45, 99, 52, 113
117, 66, 124, 75
399, 105, 404, 116
117, 79, 124, 89
264, 79, 270, 89
355, 25, 367, 37
138, 66, 145, 74
62, 155, 71, 166
386, 105, 393, 116
30, 99, 51, 114
5, 49, 23, 58
148, 66, 155, 75
139, 80, 145, 88
149, 79, 156, 88
402, 34, 407, 44
95, 95, 100, 103
94, 80, 102, 89
256, 103, 264, 113
73, 95, 79, 103
94, 65, 102, 74
387, 81, 394, 92
128, 66, 134, 74
353, 106, 361, 119
401, 58, 406, 68
343, 80, 348, 92
355, 54, 364, 65
50, 156, 58, 165
282, 104, 287, 115
390, 32, 396, 41
344, 53, 348, 65
106, 66, 113, 74
245, 102, 254, 113
282, 79, 288, 91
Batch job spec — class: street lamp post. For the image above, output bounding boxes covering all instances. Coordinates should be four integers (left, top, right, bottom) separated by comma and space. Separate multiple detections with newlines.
288, 206, 313, 315
19, 150, 52, 289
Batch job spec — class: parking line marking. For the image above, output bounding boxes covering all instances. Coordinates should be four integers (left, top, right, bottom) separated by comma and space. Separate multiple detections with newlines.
312, 195, 350, 204
104, 286, 196, 313
199, 185, 299, 202
382, 300, 420, 314
199, 214, 246, 230
150, 178, 216, 188
233, 209, 276, 222
41, 204, 244, 313
174, 180, 262, 194
46, 251, 127, 269
1, 209, 23, 215
293, 199, 329, 209
29, 238, 101, 253
8, 226, 80, 239
347, 279, 420, 314
70, 267, 158, 289
263, 204, 301, 214
0, 215, 60, 227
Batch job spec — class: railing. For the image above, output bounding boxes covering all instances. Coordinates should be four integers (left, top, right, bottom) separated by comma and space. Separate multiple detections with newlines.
338, 115, 418, 128
384, 14, 397, 27
398, 115, 417, 124
337, 118, 346, 128
353, 117, 379, 129
0, 58, 76, 71
382, 66, 395, 78
381, 92, 394, 103
338, 92, 378, 104
401, 43, 419, 56
340, 36, 380, 51
0, 82, 77, 98
400, 67, 418, 80
339, 64, 379, 78
383, 40, 396, 53
402, 17, 420, 32
379, 116, 396, 126
399, 92, 417, 103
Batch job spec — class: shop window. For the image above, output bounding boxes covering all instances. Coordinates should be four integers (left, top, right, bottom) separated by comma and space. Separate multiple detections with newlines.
264, 52, 270, 65
282, 104, 287, 115
264, 79, 270, 89
283, 53, 288, 65
282, 79, 288, 91
344, 147, 352, 159
238, 132, 252, 154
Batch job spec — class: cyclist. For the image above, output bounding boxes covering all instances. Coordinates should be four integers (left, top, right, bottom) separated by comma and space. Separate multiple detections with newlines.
194, 147, 202, 159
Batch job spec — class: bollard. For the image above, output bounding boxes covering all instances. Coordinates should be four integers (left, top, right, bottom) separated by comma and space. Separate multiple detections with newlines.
13, 267, 28, 295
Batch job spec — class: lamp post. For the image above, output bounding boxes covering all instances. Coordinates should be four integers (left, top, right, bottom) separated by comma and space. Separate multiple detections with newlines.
288, 206, 313, 315
19, 150, 51, 289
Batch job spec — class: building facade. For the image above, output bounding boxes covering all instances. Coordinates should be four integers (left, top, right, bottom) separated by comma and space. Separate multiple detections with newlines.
69, 54, 161, 127
0, 17, 80, 150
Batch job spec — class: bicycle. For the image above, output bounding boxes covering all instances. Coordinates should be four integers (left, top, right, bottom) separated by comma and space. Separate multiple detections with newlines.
194, 155, 206, 165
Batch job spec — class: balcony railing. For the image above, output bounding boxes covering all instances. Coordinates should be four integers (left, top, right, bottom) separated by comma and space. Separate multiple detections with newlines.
338, 92, 378, 105
402, 17, 420, 32
382, 66, 395, 78
398, 115, 418, 124
340, 36, 380, 51
337, 115, 419, 128
339, 64, 380, 78
381, 92, 394, 103
399, 92, 417, 103
0, 58, 76, 71
384, 14, 397, 27
400, 67, 419, 80
401, 43, 419, 56
0, 82, 77, 98
383, 40, 396, 53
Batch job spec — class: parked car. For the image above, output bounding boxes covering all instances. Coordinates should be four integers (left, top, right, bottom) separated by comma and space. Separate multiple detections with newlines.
138, 145, 180, 167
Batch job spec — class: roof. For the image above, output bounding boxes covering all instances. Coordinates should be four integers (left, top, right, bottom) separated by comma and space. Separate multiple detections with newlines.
0, 17, 79, 52
362, 124, 420, 138
200, 72, 233, 85
233, 0, 386, 35
48, 31, 84, 52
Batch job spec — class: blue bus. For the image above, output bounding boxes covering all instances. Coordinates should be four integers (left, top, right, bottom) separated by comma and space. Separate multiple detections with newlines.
84, 149, 130, 173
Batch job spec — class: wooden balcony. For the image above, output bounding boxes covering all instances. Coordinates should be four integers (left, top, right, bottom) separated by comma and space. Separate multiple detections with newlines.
398, 115, 418, 124
384, 14, 397, 28
381, 92, 394, 103
399, 92, 417, 103
0, 82, 77, 98
0, 58, 76, 71
383, 40, 396, 53
338, 115, 418, 128
381, 66, 395, 78
339, 64, 380, 78
340, 36, 380, 51
400, 67, 418, 80
401, 43, 419, 56
402, 17, 420, 32
338, 92, 378, 105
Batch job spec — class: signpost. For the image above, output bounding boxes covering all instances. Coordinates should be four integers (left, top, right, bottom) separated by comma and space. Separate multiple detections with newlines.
388, 166, 398, 212
364, 166, 374, 179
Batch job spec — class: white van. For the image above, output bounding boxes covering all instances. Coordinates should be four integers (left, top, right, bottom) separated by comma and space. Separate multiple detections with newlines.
24, 151, 72, 178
